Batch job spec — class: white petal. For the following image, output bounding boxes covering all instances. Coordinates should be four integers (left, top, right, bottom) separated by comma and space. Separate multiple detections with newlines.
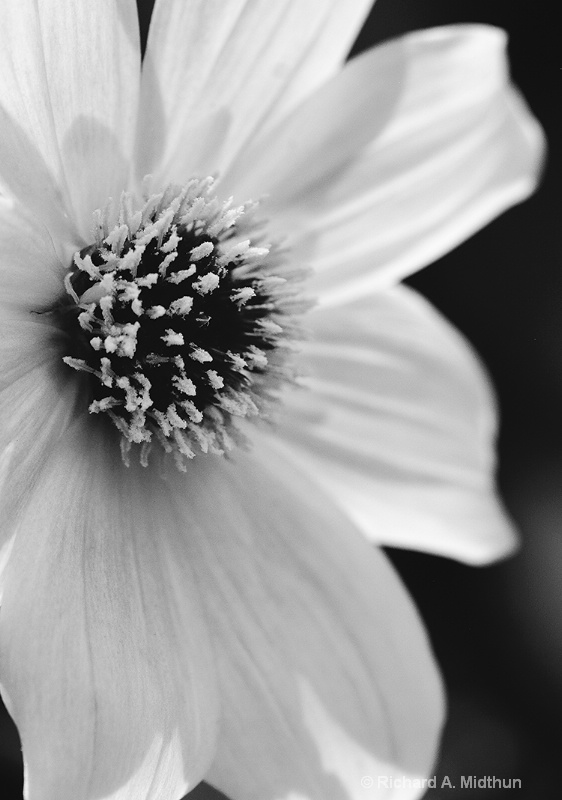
220, 39, 406, 203
0, 422, 219, 800
137, 0, 373, 184
272, 285, 517, 565
0, 206, 78, 565
170, 444, 444, 800
0, 197, 67, 311
277, 25, 545, 306
0, 353, 78, 576
0, 0, 140, 240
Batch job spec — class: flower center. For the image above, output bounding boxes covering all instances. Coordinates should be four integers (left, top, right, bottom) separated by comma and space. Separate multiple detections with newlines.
59, 177, 302, 469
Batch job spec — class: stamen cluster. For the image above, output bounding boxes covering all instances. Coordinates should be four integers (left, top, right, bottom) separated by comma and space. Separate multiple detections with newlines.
61, 178, 301, 469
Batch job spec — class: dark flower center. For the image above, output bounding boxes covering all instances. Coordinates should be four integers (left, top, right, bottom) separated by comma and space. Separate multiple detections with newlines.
59, 178, 302, 468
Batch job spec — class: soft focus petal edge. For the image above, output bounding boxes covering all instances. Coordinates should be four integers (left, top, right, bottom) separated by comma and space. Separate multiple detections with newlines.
270, 24, 546, 307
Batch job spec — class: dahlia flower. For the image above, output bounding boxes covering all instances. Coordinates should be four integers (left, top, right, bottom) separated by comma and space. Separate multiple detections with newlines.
0, 1, 543, 799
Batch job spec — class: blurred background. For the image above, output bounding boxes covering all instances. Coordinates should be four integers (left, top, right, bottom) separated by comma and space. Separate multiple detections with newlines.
0, 1, 558, 797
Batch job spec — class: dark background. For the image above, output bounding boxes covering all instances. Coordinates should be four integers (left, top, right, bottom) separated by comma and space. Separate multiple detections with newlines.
0, 1, 558, 798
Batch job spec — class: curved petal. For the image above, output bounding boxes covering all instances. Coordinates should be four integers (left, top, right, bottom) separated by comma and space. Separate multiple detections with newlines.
0, 421, 219, 800
0, 0, 140, 241
273, 25, 544, 306
0, 197, 67, 312
271, 285, 517, 565
137, 0, 373, 184
220, 37, 406, 203
170, 443, 444, 800
0, 354, 73, 543
0, 340, 79, 568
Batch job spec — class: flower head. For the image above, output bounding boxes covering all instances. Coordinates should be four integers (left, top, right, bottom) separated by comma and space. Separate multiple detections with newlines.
0, 2, 544, 799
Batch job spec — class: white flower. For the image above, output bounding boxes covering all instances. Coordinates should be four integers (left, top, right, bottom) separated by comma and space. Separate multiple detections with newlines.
0, 2, 544, 800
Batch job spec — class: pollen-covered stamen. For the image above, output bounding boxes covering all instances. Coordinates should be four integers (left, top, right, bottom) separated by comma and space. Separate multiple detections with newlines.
59, 177, 304, 469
